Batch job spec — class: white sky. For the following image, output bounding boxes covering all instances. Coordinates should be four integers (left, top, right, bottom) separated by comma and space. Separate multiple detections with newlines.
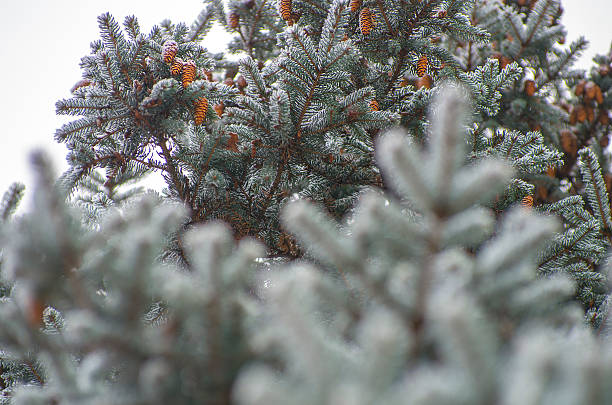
0, 0, 610, 212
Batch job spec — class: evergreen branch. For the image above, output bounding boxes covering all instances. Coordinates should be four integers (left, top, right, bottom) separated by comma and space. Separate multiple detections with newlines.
578, 148, 612, 243
299, 155, 372, 186
504, 13, 524, 53
55, 115, 130, 142
523, 0, 551, 46
98, 13, 132, 84
509, 0, 554, 61
246, 117, 273, 136
23, 360, 44, 386
188, 5, 215, 41
91, 127, 123, 147
239, 57, 269, 101
321, 46, 350, 71
127, 156, 165, 171
283, 54, 317, 82
99, 52, 132, 113
157, 134, 189, 203
288, 30, 320, 74
380, 3, 438, 95
127, 36, 147, 69
375, 0, 395, 37
55, 98, 112, 116
298, 0, 328, 13
246, 0, 272, 56
123, 15, 141, 40
539, 221, 599, 268
0, 183, 25, 222
384, 50, 407, 96
319, 0, 347, 55
193, 134, 223, 209
256, 150, 288, 219
286, 39, 353, 138
541, 37, 588, 88
295, 73, 322, 138
505, 132, 538, 158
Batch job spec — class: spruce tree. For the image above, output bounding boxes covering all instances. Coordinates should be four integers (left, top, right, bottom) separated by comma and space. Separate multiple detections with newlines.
2, 0, 612, 403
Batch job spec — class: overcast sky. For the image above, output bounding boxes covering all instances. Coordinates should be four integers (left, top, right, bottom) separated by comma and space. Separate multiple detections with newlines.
0, 0, 610, 212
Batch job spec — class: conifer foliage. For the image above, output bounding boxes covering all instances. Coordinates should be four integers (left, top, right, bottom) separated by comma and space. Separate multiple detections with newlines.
53, 0, 492, 253
2, 0, 612, 403
235, 85, 597, 405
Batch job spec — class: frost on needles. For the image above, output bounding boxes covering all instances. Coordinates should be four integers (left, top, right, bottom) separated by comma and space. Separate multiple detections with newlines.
0, 85, 610, 404
3, 0, 612, 403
